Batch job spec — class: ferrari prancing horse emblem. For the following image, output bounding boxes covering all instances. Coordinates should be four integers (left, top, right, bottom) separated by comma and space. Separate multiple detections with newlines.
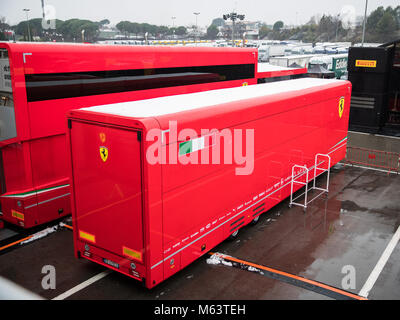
338, 97, 345, 118
99, 146, 109, 162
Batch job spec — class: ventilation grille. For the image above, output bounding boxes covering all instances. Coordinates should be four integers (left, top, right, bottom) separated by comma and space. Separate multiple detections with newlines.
350, 96, 375, 109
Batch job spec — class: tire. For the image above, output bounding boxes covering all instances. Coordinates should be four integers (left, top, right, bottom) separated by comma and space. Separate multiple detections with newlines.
229, 229, 239, 240
251, 215, 260, 225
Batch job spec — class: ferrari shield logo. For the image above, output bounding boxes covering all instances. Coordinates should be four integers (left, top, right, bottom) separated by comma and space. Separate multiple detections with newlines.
99, 146, 108, 162
338, 97, 345, 118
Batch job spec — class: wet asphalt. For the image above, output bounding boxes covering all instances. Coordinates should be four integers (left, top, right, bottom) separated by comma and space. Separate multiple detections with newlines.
0, 164, 399, 300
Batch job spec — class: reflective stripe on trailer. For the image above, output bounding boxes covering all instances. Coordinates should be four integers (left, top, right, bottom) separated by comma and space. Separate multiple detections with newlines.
1, 184, 70, 199
24, 193, 71, 210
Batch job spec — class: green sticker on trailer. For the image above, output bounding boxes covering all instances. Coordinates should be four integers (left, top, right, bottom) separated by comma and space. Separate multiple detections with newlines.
179, 140, 193, 156
179, 136, 210, 156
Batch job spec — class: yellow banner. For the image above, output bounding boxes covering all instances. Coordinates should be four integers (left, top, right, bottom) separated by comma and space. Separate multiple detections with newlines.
355, 60, 377, 68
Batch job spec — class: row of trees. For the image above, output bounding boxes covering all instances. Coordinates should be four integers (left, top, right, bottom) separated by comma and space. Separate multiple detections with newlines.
203, 6, 399, 44
0, 18, 108, 42
115, 21, 187, 38
365, 6, 400, 42
0, 17, 190, 42
257, 16, 346, 43
257, 6, 400, 43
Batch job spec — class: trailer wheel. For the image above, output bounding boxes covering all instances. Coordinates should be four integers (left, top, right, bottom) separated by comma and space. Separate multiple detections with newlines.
251, 215, 260, 225
229, 229, 239, 240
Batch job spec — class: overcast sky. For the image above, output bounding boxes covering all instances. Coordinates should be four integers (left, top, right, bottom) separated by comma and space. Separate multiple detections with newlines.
1, 0, 399, 28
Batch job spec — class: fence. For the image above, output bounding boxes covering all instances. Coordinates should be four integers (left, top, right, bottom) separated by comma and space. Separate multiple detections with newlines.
344, 146, 400, 173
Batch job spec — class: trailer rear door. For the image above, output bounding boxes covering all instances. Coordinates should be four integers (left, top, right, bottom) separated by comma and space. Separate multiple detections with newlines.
70, 121, 144, 263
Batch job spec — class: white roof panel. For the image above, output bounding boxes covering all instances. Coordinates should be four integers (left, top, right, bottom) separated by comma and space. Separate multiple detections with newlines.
81, 78, 345, 118
257, 63, 301, 73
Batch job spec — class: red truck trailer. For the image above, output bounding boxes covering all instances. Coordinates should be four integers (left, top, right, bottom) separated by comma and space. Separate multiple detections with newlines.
67, 77, 351, 289
0, 42, 258, 228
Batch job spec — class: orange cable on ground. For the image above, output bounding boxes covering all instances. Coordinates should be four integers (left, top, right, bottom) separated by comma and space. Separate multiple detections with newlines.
209, 252, 367, 301
0, 236, 33, 251
0, 223, 73, 252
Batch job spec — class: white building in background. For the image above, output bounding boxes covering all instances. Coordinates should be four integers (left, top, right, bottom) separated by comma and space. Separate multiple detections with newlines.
186, 25, 206, 38
222, 20, 262, 39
